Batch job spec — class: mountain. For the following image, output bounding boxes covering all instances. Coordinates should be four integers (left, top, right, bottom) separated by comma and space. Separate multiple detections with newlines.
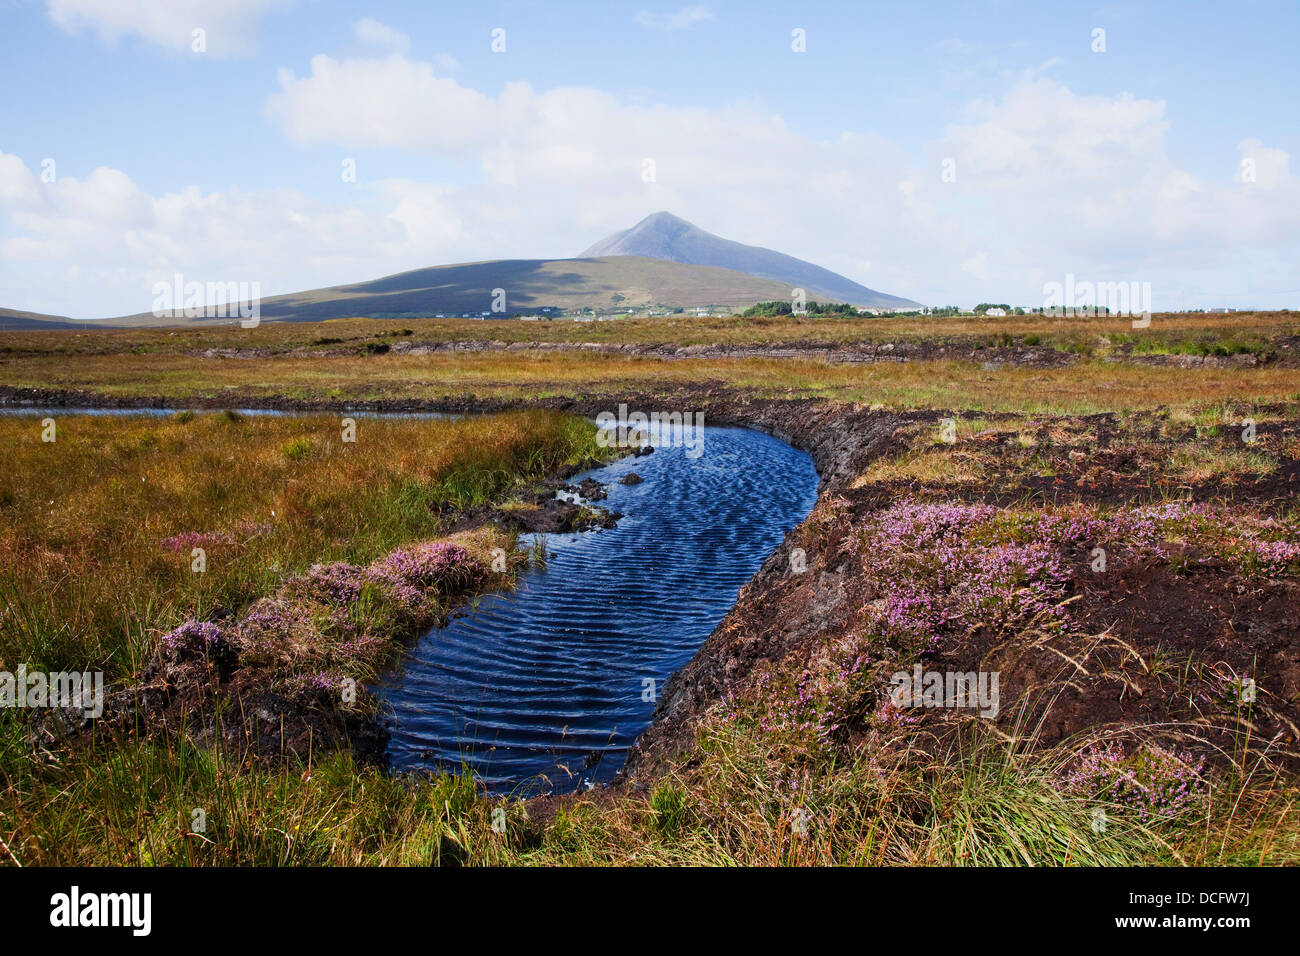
0, 307, 89, 330
0, 213, 920, 328
215, 256, 807, 322
1, 257, 806, 328
581, 211, 917, 309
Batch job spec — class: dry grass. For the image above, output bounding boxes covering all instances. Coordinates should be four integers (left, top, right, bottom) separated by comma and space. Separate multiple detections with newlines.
2, 309, 1295, 354
4, 348, 1300, 416
0, 409, 603, 680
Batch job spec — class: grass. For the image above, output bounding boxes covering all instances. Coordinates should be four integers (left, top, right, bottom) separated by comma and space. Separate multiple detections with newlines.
0, 409, 605, 680
2, 401, 1298, 866
4, 687, 1296, 865
2, 310, 1295, 355
3, 349, 1300, 416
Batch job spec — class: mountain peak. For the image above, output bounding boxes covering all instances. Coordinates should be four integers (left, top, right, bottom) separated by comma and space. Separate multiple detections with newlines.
581, 211, 703, 260
638, 210, 689, 226
578, 213, 918, 309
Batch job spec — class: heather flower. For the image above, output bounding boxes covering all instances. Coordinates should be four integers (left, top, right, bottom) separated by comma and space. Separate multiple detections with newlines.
160, 530, 232, 552
282, 669, 350, 702
158, 619, 234, 666
1062, 742, 1208, 823
370, 542, 485, 593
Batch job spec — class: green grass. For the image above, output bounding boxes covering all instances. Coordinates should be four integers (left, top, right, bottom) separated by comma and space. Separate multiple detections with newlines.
4, 697, 1295, 866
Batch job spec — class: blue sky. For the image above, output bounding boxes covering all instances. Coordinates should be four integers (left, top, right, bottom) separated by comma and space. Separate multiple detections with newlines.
2, 0, 1298, 316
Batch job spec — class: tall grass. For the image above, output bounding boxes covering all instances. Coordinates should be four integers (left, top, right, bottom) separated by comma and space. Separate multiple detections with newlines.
5, 697, 1294, 866
0, 410, 605, 680
4, 348, 1299, 416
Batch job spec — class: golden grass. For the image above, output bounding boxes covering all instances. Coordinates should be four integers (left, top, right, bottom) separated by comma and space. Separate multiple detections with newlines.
0, 409, 602, 678
3, 348, 1299, 415
2, 309, 1295, 354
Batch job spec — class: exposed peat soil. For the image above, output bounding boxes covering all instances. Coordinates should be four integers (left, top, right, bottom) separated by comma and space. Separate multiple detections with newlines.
622, 400, 1300, 782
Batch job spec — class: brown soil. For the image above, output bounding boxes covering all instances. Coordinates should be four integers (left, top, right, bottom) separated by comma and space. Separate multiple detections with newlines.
172, 332, 1297, 370
621, 400, 1300, 781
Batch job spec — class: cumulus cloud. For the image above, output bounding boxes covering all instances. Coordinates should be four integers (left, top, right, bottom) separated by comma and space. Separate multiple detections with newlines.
353, 17, 409, 55
929, 77, 1300, 275
45, 0, 290, 55
0, 152, 418, 317
635, 6, 715, 32
265, 55, 493, 154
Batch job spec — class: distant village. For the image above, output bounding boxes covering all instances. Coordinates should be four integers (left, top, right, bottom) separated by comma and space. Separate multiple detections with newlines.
419, 301, 1255, 322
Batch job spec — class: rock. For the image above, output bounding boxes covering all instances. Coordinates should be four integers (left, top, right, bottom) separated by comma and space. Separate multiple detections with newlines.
572, 478, 608, 501
620, 473, 644, 485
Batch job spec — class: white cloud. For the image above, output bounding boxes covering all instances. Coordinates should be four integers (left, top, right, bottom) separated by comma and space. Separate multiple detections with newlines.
635, 5, 714, 32
931, 77, 1300, 264
353, 17, 409, 55
0, 152, 414, 317
1236, 138, 1290, 188
46, 0, 290, 55
265, 55, 493, 154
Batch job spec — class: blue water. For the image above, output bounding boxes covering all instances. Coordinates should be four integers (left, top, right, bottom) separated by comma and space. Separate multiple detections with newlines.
375, 424, 819, 794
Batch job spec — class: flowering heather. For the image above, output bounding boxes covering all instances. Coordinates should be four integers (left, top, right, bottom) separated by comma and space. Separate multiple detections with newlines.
282, 669, 349, 699
730, 669, 840, 753
1063, 742, 1208, 823
294, 544, 485, 620
732, 654, 880, 749
874, 500, 999, 551
159, 521, 272, 553
169, 538, 489, 700
297, 562, 372, 606
862, 500, 1077, 648
158, 619, 233, 665
371, 543, 485, 592
160, 530, 232, 553
863, 498, 1298, 657
735, 495, 1299, 753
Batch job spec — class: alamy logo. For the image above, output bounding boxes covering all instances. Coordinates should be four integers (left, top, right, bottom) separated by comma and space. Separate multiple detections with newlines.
50, 886, 151, 936
151, 272, 261, 328
595, 404, 705, 459
889, 666, 1000, 718
0, 666, 103, 719
1042, 273, 1152, 326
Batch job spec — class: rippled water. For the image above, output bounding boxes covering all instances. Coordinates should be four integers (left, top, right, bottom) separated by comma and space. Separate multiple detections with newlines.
376, 424, 819, 794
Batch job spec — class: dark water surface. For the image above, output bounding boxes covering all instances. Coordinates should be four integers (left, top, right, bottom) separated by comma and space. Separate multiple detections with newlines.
375, 424, 819, 794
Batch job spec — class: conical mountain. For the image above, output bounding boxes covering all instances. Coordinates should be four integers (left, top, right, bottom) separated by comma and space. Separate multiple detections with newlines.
581, 211, 917, 308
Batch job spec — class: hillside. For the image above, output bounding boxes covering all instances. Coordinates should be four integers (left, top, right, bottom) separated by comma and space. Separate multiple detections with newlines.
581, 212, 918, 309
0, 214, 919, 328
0, 308, 89, 331
243, 255, 803, 322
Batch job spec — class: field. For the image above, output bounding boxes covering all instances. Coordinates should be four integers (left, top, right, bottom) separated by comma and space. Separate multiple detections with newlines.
1, 310, 1298, 866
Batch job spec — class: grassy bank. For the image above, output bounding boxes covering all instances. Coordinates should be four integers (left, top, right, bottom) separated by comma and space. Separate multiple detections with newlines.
0, 409, 604, 681
5, 671, 1295, 865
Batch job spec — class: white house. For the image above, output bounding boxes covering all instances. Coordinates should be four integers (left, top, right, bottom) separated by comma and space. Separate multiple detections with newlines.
986, 307, 1007, 317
